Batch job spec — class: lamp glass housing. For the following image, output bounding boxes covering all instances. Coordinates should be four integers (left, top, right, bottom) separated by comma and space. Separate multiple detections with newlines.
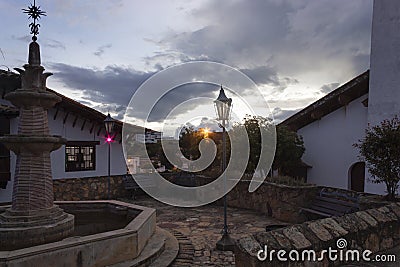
214, 86, 232, 122
104, 113, 115, 134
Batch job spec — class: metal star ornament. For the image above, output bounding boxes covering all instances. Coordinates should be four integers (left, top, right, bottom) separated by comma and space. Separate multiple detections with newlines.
22, 0, 46, 41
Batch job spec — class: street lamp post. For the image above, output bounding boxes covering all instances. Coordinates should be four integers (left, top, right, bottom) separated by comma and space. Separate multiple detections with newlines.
214, 85, 235, 251
104, 113, 115, 200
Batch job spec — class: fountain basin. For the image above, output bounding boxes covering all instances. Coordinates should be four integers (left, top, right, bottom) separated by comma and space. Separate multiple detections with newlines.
0, 200, 156, 267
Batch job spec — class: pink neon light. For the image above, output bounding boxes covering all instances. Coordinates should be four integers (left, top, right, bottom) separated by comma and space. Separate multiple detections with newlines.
105, 134, 114, 144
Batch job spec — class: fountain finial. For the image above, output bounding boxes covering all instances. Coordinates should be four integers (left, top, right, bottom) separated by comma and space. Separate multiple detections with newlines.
23, 0, 46, 65
22, 0, 46, 41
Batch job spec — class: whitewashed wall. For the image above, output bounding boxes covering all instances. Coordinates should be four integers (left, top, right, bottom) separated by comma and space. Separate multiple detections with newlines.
298, 95, 369, 191
47, 108, 127, 179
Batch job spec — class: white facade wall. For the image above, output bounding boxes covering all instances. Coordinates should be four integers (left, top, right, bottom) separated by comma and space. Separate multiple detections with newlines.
48, 108, 126, 179
298, 95, 369, 191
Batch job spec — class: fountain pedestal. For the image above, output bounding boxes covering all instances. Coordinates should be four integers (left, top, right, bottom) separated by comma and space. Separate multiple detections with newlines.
0, 41, 74, 250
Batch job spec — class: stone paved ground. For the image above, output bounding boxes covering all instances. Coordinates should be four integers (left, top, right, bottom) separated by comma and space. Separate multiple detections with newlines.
121, 197, 289, 266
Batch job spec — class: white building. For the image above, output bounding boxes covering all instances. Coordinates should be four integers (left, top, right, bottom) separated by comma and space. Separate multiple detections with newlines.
134, 130, 162, 144
281, 0, 400, 196
281, 71, 370, 192
0, 70, 143, 202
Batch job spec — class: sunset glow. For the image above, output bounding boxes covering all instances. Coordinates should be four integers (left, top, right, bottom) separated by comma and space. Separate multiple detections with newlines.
202, 128, 210, 138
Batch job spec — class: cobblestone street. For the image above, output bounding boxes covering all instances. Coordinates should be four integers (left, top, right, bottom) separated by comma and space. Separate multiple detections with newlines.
122, 197, 288, 266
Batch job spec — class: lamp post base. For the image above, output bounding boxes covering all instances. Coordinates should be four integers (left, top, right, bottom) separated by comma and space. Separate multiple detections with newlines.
216, 233, 235, 251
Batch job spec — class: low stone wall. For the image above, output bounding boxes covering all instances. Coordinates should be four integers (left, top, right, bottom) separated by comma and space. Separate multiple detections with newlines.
53, 175, 129, 201
358, 194, 400, 210
195, 177, 319, 223
235, 203, 400, 266
316, 186, 395, 211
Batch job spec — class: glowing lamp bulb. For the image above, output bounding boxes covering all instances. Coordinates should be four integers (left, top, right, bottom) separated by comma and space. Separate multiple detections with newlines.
105, 134, 114, 143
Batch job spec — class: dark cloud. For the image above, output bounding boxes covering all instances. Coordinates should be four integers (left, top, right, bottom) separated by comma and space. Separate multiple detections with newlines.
48, 63, 221, 122
146, 83, 218, 122
94, 44, 112, 57
160, 1, 294, 67
240, 66, 281, 86
48, 63, 155, 119
150, 0, 372, 80
240, 66, 299, 92
48, 0, 373, 125
320, 82, 340, 94
272, 107, 301, 122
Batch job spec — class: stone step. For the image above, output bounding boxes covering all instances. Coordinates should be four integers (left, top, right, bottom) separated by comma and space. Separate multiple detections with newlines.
170, 230, 195, 267
149, 229, 179, 267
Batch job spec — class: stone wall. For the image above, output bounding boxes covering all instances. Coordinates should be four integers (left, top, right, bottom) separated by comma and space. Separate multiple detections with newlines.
317, 186, 398, 211
195, 177, 319, 223
53, 175, 129, 201
235, 203, 400, 266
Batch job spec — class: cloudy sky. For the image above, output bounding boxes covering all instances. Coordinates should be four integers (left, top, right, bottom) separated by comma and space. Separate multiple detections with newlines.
1, 0, 373, 131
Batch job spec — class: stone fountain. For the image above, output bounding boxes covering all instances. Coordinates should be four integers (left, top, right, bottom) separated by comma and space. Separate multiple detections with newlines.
0, 41, 170, 266
0, 2, 176, 266
0, 33, 74, 250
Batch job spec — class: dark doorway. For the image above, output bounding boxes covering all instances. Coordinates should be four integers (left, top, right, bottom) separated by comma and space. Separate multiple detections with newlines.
350, 162, 365, 192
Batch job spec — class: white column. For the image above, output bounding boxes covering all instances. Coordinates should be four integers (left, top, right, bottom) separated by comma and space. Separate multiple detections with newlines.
366, 0, 400, 194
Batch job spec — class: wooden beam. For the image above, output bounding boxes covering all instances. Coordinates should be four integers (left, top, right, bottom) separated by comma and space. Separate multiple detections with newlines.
53, 108, 59, 120
90, 122, 95, 134
81, 119, 87, 131
72, 115, 78, 128
310, 110, 323, 120
63, 112, 69, 124
97, 126, 102, 136
338, 95, 352, 105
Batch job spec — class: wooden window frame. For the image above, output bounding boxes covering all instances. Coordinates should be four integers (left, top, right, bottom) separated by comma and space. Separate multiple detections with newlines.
65, 141, 99, 172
